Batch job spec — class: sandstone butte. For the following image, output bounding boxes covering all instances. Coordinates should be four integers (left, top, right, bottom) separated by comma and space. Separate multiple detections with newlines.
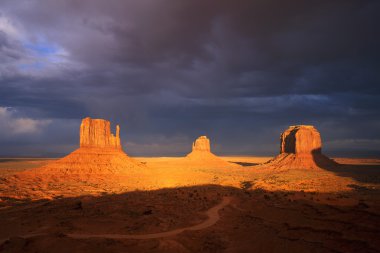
23, 117, 144, 175
80, 117, 121, 149
185, 136, 238, 167
264, 125, 337, 170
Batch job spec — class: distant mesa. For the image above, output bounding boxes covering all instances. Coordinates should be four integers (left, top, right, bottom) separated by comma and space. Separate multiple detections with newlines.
186, 136, 215, 159
264, 125, 337, 169
192, 136, 211, 152
25, 117, 144, 175
185, 136, 238, 167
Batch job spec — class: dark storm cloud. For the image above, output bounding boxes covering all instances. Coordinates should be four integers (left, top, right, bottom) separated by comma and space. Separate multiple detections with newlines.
0, 0, 379, 157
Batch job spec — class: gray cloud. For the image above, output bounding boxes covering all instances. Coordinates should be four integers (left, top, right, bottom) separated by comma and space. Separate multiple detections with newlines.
0, 0, 379, 157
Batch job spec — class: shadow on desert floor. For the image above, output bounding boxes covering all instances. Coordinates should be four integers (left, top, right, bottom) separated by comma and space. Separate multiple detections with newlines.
311, 153, 380, 185
1, 184, 380, 253
228, 161, 259, 167
328, 164, 380, 184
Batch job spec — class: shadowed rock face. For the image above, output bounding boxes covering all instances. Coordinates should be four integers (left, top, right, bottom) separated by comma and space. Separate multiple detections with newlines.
192, 136, 211, 152
280, 125, 322, 155
80, 117, 121, 150
264, 125, 336, 170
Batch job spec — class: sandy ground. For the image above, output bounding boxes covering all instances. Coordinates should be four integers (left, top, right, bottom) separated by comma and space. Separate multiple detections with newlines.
0, 157, 380, 252
0, 158, 57, 176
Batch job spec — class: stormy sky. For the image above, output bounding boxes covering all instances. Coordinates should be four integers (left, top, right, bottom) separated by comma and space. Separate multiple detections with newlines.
0, 0, 379, 157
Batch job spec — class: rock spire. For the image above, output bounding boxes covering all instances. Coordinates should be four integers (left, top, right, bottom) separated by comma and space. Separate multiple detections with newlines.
80, 117, 121, 149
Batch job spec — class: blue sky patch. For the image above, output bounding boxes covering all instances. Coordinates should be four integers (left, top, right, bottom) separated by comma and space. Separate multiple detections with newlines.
23, 40, 60, 56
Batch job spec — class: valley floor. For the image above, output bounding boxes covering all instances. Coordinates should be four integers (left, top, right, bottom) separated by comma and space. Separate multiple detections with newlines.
0, 157, 379, 253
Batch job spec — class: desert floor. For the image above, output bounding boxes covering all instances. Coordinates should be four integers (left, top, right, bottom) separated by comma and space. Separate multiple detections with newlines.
0, 157, 379, 253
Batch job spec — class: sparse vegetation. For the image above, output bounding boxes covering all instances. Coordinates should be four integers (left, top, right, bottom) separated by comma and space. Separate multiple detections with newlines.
240, 181, 253, 191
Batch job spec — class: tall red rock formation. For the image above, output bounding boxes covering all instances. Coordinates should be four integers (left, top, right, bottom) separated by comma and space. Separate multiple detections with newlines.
185, 136, 238, 167
280, 125, 322, 155
192, 136, 211, 152
264, 125, 336, 169
1, 117, 149, 200
80, 117, 121, 149
186, 136, 214, 159
23, 117, 144, 175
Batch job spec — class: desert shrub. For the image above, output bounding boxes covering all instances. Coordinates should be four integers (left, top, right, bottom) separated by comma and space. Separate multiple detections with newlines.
240, 181, 253, 191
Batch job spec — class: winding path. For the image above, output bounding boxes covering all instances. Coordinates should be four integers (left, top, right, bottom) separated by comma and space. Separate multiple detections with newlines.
67, 196, 232, 240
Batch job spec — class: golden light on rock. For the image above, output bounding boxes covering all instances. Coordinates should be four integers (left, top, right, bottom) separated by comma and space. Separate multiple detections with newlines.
264, 125, 337, 170
0, 118, 379, 253
80, 117, 121, 150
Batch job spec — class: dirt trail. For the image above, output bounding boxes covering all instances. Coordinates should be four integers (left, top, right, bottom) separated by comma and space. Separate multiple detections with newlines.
67, 196, 232, 240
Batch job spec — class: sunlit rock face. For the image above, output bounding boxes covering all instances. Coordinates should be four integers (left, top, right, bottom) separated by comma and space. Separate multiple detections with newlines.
23, 117, 144, 176
187, 136, 214, 158
192, 136, 211, 152
280, 125, 322, 155
185, 136, 239, 167
264, 125, 336, 170
80, 117, 121, 149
